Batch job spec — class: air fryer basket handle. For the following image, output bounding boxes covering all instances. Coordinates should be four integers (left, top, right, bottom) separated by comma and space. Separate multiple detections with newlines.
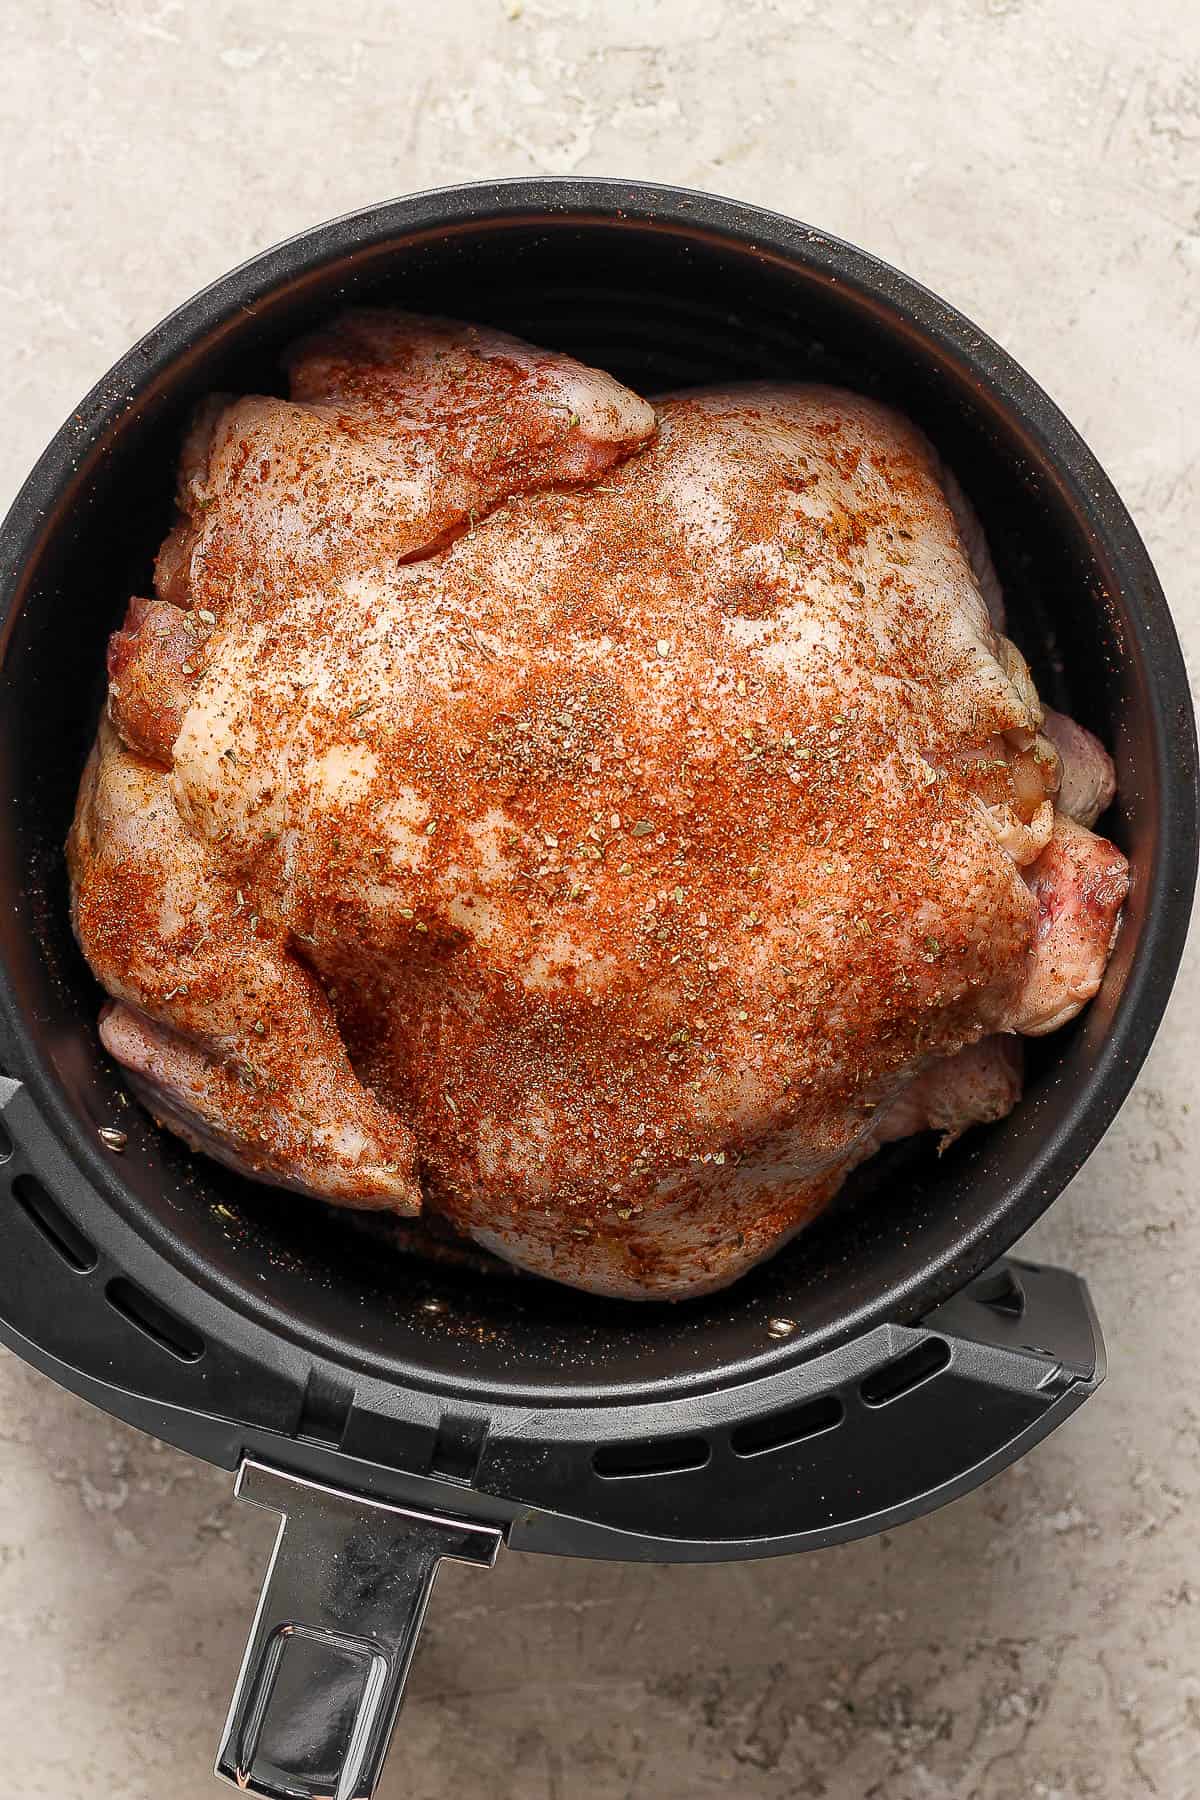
214, 1461, 503, 1800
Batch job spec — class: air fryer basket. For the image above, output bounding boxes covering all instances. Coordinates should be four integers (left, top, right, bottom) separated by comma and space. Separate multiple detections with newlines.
0, 181, 1194, 1798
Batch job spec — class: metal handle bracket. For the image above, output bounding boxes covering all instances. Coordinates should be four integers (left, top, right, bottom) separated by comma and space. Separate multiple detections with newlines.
215, 1460, 503, 1799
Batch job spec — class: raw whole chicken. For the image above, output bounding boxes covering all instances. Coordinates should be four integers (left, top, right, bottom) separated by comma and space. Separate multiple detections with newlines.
68, 313, 1128, 1299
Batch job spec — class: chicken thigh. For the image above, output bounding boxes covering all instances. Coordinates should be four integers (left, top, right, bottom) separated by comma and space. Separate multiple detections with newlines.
69, 312, 1127, 1298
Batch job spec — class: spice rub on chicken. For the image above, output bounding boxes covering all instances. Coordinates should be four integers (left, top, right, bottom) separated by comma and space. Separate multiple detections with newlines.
68, 312, 1128, 1298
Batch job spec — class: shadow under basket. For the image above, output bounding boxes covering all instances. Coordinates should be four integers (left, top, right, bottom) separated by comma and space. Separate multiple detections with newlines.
0, 180, 1194, 1800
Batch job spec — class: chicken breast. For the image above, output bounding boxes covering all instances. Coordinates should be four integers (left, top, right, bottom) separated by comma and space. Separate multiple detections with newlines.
69, 312, 1128, 1298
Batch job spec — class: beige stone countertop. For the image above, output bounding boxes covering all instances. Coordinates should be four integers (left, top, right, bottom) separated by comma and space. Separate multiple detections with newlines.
1, 3, 1197, 1795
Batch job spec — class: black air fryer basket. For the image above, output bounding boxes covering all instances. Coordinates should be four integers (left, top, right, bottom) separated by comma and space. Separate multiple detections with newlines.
0, 181, 1194, 1800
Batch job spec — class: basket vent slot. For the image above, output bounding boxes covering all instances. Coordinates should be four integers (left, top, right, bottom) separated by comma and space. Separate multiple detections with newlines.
731, 1394, 844, 1458
860, 1337, 950, 1407
11, 1173, 97, 1272
106, 1277, 204, 1363
430, 1414, 488, 1483
593, 1435, 710, 1480
297, 1369, 354, 1446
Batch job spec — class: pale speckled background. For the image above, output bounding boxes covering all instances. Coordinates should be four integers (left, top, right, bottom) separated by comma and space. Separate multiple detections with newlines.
1, 2, 1198, 1796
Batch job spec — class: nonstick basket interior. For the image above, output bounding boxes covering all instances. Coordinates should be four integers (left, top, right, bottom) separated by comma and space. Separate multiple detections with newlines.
0, 194, 1180, 1404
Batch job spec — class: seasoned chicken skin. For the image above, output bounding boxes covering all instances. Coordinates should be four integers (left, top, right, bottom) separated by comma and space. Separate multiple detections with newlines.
69, 312, 1127, 1298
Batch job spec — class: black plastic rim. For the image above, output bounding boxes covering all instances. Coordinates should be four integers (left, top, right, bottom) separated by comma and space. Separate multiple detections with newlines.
0, 177, 1195, 1414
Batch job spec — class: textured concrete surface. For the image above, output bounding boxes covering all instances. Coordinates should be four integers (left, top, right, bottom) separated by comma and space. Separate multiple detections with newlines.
1, 2, 1198, 1795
